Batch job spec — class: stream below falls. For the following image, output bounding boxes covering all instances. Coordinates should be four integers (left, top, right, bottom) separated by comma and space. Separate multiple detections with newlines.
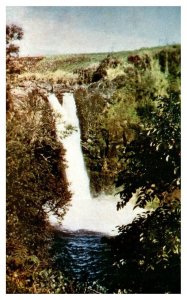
52, 230, 122, 292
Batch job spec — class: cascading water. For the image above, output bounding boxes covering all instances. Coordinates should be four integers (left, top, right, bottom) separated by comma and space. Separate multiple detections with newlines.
48, 93, 143, 235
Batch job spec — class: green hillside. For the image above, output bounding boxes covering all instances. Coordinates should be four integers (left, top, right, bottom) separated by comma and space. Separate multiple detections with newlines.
19, 44, 180, 81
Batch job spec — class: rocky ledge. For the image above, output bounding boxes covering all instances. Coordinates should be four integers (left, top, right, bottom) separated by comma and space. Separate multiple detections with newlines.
10, 80, 76, 108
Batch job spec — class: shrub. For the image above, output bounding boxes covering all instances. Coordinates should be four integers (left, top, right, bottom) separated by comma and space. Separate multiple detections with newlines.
6, 89, 71, 293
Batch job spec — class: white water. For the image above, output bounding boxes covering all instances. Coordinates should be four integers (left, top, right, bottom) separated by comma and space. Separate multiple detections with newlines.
48, 93, 144, 235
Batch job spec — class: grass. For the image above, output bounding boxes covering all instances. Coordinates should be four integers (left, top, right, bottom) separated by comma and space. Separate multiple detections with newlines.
19, 70, 78, 82
19, 43, 180, 82
35, 53, 107, 73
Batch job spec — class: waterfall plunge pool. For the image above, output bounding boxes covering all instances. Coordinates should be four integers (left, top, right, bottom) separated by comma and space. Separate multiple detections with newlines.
51, 229, 123, 293
48, 92, 145, 291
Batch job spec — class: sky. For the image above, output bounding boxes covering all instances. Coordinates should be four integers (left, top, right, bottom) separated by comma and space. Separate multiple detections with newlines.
6, 6, 181, 56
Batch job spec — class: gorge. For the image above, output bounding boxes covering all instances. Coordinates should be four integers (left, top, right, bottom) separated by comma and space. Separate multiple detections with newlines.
7, 41, 181, 293
48, 92, 144, 236
46, 92, 146, 290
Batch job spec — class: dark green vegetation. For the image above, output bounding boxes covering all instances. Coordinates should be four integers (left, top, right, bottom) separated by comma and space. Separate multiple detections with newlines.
7, 25, 72, 293
7, 24, 180, 293
73, 46, 181, 293
111, 91, 181, 293
6, 90, 71, 293
74, 45, 180, 195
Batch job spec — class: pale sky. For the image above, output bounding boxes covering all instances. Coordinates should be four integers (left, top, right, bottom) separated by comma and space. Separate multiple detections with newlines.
6, 6, 181, 56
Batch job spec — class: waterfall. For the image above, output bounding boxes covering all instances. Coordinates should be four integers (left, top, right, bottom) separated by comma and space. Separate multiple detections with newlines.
48, 93, 91, 201
48, 93, 144, 235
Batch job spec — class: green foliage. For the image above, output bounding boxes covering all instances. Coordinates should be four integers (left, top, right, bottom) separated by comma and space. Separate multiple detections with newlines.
156, 45, 181, 78
127, 53, 151, 70
111, 200, 180, 293
6, 25, 73, 294
92, 55, 121, 82
74, 46, 180, 194
74, 47, 180, 293
6, 89, 71, 293
75, 88, 112, 193
112, 90, 180, 293
21, 44, 179, 76
36, 54, 97, 73
7, 91, 70, 220
116, 92, 180, 209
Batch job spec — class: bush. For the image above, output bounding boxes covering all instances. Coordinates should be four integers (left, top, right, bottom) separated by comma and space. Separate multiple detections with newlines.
6, 89, 71, 293
112, 91, 180, 293
111, 200, 180, 293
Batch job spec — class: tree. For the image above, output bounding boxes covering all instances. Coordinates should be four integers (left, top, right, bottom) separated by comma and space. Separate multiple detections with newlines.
6, 24, 24, 111
111, 200, 180, 293
6, 24, 23, 76
116, 91, 180, 209
112, 91, 181, 293
6, 25, 72, 293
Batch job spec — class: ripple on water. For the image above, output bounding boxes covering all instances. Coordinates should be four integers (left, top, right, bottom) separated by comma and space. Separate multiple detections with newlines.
52, 230, 117, 286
